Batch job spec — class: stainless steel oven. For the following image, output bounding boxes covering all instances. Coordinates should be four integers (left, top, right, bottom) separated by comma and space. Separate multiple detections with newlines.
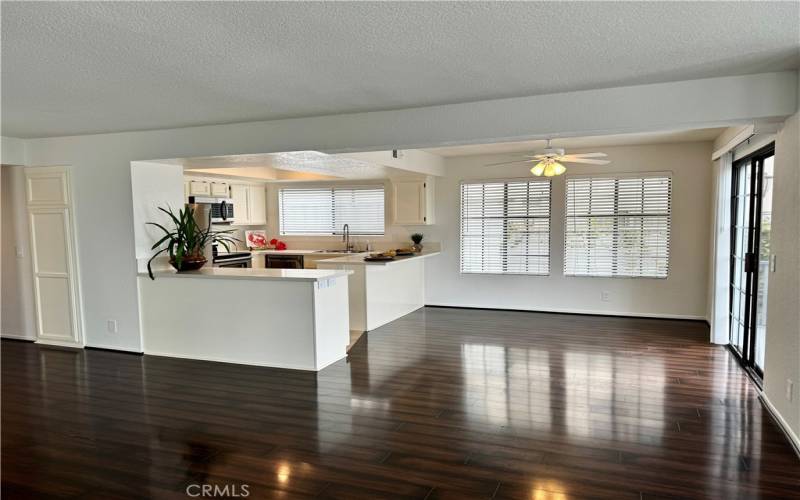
189, 196, 235, 224
212, 247, 252, 268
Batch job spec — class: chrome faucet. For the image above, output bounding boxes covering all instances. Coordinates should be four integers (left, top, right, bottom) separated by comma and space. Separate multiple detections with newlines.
342, 224, 352, 252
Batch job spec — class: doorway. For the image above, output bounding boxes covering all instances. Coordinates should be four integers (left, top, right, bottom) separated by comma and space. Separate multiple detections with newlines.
729, 144, 774, 381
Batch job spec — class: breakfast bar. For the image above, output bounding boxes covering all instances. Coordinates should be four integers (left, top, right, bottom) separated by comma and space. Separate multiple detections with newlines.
137, 267, 352, 371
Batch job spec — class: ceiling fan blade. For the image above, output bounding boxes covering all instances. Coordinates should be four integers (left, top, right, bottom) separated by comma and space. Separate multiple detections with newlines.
561, 152, 608, 158
484, 159, 536, 167
561, 158, 611, 165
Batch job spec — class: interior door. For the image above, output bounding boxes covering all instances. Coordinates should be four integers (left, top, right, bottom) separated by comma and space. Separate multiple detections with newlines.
25, 167, 83, 347
729, 144, 774, 379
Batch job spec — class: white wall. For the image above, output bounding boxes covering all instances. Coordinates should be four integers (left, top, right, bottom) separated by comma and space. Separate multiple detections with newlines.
15, 71, 798, 351
1, 136, 26, 165
423, 141, 713, 319
1, 166, 36, 339
130, 161, 185, 274
763, 103, 800, 440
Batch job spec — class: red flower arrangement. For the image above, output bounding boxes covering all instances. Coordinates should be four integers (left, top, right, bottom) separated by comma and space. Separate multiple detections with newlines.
270, 238, 287, 250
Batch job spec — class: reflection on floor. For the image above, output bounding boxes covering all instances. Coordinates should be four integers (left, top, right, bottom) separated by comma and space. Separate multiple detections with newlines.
2, 307, 799, 499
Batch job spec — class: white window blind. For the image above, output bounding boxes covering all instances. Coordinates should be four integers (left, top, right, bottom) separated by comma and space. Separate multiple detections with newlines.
279, 186, 385, 235
564, 175, 671, 278
460, 179, 551, 275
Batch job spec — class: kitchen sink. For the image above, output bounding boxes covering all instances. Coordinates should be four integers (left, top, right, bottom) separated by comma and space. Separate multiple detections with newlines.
317, 249, 361, 253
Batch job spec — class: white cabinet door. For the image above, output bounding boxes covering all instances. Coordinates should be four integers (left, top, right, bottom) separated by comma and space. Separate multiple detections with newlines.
393, 179, 433, 225
189, 180, 210, 196
230, 184, 250, 225
25, 167, 83, 347
210, 181, 229, 197
248, 185, 266, 225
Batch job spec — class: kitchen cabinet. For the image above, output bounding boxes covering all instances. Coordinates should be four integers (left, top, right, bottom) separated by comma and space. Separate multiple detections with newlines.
248, 185, 266, 225
392, 177, 434, 225
231, 183, 267, 226
189, 180, 211, 196
210, 181, 229, 197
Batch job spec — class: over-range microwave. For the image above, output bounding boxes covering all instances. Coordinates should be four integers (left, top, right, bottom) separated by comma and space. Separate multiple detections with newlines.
189, 196, 235, 224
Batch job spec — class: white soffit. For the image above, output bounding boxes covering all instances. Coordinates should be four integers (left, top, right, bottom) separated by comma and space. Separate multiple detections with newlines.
423, 128, 728, 157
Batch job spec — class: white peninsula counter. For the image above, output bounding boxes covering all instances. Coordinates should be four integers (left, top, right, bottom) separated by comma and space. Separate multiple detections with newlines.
137, 267, 352, 371
316, 251, 440, 332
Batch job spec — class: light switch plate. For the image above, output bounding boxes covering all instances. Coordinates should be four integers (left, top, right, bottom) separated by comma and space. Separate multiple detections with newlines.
770, 254, 777, 272
107, 320, 118, 333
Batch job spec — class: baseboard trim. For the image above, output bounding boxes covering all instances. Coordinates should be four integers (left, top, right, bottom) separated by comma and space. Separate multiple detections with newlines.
143, 349, 318, 372
86, 343, 143, 354
1, 333, 36, 341
759, 392, 800, 458
425, 303, 707, 322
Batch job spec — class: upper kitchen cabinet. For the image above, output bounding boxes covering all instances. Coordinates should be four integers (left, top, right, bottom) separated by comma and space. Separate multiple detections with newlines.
188, 179, 211, 196
210, 181, 229, 197
187, 178, 230, 198
230, 183, 266, 226
392, 177, 434, 225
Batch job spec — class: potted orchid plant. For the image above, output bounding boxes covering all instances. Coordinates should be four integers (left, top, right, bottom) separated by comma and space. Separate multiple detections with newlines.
146, 205, 238, 279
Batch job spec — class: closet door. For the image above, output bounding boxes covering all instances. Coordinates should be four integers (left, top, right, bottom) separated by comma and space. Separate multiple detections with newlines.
26, 167, 83, 347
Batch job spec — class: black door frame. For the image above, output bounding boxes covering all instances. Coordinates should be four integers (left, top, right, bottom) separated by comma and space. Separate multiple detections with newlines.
728, 143, 774, 383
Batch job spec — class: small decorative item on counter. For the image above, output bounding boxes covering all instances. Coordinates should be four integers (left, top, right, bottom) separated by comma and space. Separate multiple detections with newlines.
245, 230, 268, 249
365, 250, 396, 262
270, 238, 287, 251
410, 233, 424, 252
146, 205, 239, 280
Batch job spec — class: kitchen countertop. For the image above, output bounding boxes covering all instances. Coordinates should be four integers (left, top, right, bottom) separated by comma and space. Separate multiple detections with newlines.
248, 249, 366, 256
140, 267, 352, 282
316, 250, 440, 266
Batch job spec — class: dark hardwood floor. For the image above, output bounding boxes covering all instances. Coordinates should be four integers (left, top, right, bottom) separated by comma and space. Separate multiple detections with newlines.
3, 307, 799, 499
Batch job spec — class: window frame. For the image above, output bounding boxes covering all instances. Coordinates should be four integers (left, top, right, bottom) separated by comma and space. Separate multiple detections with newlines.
563, 171, 672, 279
459, 177, 552, 276
278, 184, 386, 236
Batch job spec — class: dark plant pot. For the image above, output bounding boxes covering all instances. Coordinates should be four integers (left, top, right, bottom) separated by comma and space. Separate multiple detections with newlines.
170, 255, 207, 272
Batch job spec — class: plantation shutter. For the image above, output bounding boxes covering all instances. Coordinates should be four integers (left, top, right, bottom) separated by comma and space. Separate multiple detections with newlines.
460, 179, 551, 275
564, 174, 671, 278
279, 186, 384, 235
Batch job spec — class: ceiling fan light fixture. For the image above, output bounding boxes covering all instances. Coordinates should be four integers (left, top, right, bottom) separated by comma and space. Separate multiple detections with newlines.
533, 160, 566, 177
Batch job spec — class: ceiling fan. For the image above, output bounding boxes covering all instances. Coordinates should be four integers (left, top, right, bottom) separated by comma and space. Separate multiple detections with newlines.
485, 139, 610, 177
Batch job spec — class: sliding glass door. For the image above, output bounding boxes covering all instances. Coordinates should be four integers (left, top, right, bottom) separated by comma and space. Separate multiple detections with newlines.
729, 144, 774, 379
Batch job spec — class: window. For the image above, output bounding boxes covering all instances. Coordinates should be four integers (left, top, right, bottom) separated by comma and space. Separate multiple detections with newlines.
564, 174, 671, 278
460, 179, 551, 275
279, 186, 384, 235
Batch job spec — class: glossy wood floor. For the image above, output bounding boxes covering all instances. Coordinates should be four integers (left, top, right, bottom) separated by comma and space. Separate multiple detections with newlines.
3, 308, 799, 499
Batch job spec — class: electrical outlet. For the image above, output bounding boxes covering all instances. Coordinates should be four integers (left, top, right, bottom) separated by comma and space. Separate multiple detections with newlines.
601, 291, 610, 302
787, 379, 794, 402
15, 245, 24, 258
107, 320, 118, 334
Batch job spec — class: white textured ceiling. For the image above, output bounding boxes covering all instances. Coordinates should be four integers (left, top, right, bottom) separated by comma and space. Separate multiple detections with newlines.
2, 2, 798, 138
423, 128, 727, 157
